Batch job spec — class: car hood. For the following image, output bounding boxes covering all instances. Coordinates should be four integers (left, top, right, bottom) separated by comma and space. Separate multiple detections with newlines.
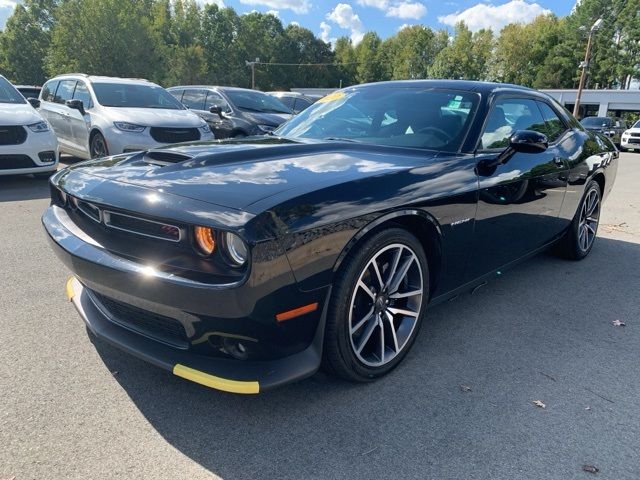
624, 128, 640, 134
107, 107, 205, 127
241, 111, 293, 127
0, 102, 43, 126
583, 125, 610, 131
61, 137, 423, 212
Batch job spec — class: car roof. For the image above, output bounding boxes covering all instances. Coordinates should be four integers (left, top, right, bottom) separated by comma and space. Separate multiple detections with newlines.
50, 74, 154, 85
350, 79, 537, 95
168, 85, 268, 94
15, 85, 41, 89
267, 91, 306, 97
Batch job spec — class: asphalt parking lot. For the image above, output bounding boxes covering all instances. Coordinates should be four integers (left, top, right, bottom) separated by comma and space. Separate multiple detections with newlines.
1, 153, 639, 480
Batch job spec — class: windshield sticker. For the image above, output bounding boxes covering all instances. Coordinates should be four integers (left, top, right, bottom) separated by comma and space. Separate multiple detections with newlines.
317, 91, 346, 103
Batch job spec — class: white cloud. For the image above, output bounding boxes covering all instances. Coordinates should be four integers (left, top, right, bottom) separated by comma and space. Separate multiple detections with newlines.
326, 3, 365, 44
320, 21, 332, 42
239, 0, 311, 14
398, 23, 411, 31
266, 9, 279, 16
357, 0, 388, 8
386, 1, 426, 19
438, 0, 550, 32
0, 0, 18, 8
290, 20, 300, 26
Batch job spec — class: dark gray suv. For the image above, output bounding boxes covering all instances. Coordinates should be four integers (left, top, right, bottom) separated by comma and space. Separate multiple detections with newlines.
168, 86, 293, 139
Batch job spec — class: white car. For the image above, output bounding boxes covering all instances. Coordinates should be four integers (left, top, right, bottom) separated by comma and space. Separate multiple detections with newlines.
621, 120, 640, 152
0, 75, 58, 178
39, 75, 214, 159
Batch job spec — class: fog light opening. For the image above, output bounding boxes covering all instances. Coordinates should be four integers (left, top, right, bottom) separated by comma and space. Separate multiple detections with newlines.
222, 337, 250, 360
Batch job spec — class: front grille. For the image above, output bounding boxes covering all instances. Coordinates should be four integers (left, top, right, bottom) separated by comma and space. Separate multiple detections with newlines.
0, 154, 36, 170
629, 132, 640, 138
0, 126, 27, 146
91, 291, 188, 348
149, 127, 200, 143
103, 210, 181, 242
628, 138, 640, 144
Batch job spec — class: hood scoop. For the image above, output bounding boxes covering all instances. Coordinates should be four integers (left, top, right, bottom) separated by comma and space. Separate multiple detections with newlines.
143, 149, 194, 166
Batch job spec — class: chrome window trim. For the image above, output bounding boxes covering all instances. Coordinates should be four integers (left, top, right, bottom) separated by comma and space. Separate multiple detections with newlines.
102, 210, 183, 243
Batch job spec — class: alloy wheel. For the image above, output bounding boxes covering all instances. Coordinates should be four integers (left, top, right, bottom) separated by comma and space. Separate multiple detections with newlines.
91, 134, 108, 158
348, 243, 424, 367
577, 187, 600, 252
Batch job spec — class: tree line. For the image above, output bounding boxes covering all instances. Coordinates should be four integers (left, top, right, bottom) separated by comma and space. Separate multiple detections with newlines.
0, 0, 638, 91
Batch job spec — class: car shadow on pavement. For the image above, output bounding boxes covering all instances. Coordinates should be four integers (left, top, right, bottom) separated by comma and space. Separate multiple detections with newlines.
0, 155, 83, 203
91, 236, 640, 480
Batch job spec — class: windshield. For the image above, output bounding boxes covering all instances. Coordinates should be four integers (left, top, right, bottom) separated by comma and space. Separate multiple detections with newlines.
225, 90, 292, 114
93, 83, 184, 109
581, 117, 610, 127
0, 77, 27, 104
633, 120, 640, 128
275, 87, 479, 152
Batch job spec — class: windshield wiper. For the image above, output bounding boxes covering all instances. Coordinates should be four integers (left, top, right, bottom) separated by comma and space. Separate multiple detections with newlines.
323, 137, 362, 143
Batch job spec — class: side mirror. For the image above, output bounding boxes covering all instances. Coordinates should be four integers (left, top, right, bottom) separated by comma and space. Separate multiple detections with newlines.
27, 97, 41, 109
509, 130, 548, 154
65, 99, 85, 115
209, 105, 224, 119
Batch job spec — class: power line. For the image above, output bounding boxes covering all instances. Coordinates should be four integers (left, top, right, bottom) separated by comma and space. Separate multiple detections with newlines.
252, 61, 362, 67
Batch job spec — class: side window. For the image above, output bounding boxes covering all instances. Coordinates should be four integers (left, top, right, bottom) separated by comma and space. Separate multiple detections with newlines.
54, 80, 76, 104
169, 89, 183, 102
278, 96, 295, 110
41, 80, 59, 102
536, 102, 567, 143
73, 81, 93, 109
204, 91, 230, 112
481, 98, 546, 149
295, 98, 312, 112
181, 89, 206, 110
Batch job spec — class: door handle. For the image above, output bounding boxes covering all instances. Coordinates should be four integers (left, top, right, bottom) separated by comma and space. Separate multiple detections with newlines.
553, 156, 564, 167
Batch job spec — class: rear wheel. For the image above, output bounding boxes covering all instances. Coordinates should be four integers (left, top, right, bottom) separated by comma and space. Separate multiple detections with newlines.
323, 228, 429, 382
556, 180, 601, 260
90, 132, 109, 158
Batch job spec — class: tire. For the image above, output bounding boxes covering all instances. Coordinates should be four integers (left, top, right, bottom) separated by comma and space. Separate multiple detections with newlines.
322, 228, 429, 382
90, 132, 109, 159
556, 180, 601, 260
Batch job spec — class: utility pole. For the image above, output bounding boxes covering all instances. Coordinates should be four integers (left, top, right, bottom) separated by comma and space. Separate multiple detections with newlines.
573, 18, 603, 118
245, 58, 260, 90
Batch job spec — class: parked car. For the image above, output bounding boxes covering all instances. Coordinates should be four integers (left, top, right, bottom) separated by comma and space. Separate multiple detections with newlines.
0, 75, 58, 178
168, 86, 292, 139
38, 75, 214, 159
620, 119, 640, 152
15, 85, 42, 101
267, 91, 315, 114
580, 116, 627, 145
44, 80, 617, 394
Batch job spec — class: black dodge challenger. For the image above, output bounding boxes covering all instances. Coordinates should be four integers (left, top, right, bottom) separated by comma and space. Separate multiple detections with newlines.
43, 80, 618, 394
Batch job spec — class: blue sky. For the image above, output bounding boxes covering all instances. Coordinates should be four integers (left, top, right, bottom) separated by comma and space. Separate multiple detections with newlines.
0, 0, 577, 42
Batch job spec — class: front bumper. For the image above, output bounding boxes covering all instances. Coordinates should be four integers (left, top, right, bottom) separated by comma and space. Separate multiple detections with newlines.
621, 137, 640, 150
0, 129, 59, 176
104, 126, 215, 155
43, 204, 327, 393
65, 277, 324, 393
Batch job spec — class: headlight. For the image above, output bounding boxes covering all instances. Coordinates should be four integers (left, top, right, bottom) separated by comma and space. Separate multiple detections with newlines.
223, 232, 248, 266
198, 123, 211, 134
194, 226, 216, 256
114, 122, 146, 133
27, 121, 50, 132
257, 124, 275, 133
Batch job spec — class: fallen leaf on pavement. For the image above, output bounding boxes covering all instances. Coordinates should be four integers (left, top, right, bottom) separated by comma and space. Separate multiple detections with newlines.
533, 400, 546, 409
612, 320, 626, 327
460, 384, 472, 392
582, 464, 599, 474
585, 406, 591, 411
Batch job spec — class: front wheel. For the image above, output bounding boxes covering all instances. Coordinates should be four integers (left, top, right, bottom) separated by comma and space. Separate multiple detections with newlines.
323, 228, 429, 382
556, 180, 601, 260
90, 132, 109, 159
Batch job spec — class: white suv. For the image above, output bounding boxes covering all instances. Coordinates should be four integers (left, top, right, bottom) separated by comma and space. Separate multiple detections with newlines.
0, 75, 59, 178
39, 75, 214, 159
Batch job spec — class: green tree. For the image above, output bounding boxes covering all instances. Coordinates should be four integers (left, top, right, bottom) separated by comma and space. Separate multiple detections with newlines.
0, 0, 57, 85
429, 22, 492, 80
333, 36, 357, 86
45, 0, 163, 81
355, 32, 383, 84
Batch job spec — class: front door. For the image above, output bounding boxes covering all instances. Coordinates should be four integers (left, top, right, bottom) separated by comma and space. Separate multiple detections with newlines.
469, 96, 569, 278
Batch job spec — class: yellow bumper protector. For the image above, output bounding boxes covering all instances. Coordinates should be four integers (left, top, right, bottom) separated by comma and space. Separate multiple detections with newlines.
173, 364, 260, 394
65, 276, 76, 301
